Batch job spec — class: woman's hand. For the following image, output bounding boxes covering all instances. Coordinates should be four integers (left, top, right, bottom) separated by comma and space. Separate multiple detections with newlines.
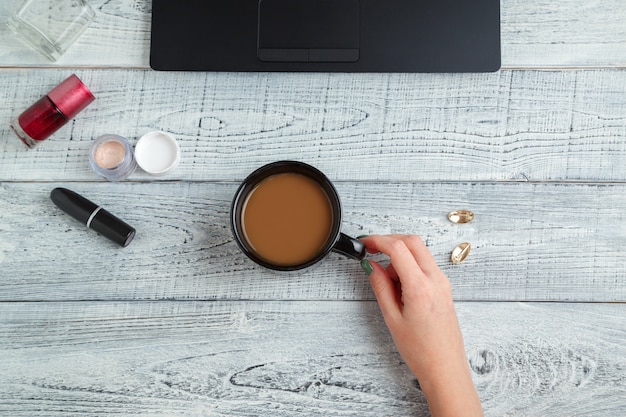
360, 234, 483, 417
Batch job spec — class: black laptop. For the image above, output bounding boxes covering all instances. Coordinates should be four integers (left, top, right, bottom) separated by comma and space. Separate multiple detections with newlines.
150, 0, 500, 72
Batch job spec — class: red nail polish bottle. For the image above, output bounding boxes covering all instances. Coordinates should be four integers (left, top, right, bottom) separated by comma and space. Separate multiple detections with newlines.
10, 74, 95, 148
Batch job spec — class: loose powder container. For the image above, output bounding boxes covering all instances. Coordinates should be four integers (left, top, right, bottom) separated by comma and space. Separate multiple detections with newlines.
89, 134, 137, 181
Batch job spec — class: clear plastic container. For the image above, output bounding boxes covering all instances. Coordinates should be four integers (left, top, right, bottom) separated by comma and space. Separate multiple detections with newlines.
6, 0, 95, 61
89, 135, 137, 182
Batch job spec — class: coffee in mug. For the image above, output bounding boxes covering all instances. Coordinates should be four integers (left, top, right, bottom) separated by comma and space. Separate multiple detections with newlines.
231, 161, 365, 270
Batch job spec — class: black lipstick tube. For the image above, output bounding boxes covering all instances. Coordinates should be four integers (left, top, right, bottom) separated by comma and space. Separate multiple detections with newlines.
50, 187, 136, 247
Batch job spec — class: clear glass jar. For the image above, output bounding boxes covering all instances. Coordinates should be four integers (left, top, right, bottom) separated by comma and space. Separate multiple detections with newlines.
6, 0, 95, 61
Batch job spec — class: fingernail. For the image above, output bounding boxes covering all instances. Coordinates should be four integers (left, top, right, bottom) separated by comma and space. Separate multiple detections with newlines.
357, 235, 369, 240
360, 259, 374, 276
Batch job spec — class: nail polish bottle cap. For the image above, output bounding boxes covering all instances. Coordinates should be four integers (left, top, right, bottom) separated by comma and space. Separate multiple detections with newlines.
134, 131, 181, 176
47, 74, 95, 119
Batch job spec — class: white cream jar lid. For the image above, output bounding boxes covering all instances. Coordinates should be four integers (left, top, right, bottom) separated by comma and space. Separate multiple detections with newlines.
134, 131, 181, 175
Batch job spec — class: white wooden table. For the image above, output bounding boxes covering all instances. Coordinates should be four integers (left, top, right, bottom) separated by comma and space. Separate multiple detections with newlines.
1, 1, 625, 415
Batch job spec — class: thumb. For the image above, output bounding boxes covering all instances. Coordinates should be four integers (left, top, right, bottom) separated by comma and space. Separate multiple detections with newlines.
362, 259, 401, 321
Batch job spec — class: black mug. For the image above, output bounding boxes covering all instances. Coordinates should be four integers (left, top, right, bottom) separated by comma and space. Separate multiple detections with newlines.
231, 161, 366, 271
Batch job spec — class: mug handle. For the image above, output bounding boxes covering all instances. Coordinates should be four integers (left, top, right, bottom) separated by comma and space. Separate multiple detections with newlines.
332, 233, 367, 260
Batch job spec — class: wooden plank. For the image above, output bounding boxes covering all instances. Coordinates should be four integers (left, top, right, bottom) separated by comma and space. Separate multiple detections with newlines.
1, 181, 624, 302
0, 0, 625, 68
1, 69, 626, 183
500, 0, 626, 68
0, 301, 624, 416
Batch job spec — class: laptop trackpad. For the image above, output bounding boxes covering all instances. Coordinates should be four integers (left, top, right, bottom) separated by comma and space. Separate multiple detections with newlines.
258, 0, 360, 62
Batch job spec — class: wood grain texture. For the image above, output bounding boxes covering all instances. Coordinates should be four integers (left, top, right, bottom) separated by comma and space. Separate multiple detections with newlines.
1, 69, 625, 182
2, 2, 625, 414
501, 0, 626, 68
0, 0, 625, 68
0, 301, 624, 417
1, 181, 624, 302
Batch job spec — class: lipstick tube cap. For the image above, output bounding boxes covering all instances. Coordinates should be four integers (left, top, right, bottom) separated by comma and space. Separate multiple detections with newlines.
89, 207, 136, 247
